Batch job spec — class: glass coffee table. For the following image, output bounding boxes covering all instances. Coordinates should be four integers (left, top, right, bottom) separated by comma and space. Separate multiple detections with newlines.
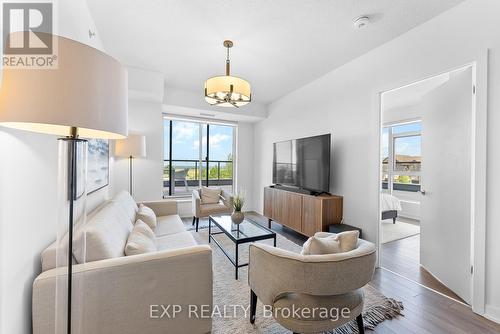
209, 215, 276, 280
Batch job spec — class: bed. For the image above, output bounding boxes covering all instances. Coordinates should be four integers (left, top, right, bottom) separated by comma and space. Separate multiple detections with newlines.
381, 193, 402, 224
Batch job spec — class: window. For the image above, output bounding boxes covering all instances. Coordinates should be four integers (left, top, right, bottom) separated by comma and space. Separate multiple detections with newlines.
381, 121, 421, 192
394, 135, 421, 172
163, 118, 235, 197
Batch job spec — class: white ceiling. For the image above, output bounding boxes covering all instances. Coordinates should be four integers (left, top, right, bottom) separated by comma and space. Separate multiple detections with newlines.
87, 0, 464, 104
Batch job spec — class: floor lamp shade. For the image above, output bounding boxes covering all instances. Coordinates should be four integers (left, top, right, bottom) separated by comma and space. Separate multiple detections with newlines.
115, 134, 146, 196
115, 134, 147, 158
0, 32, 128, 139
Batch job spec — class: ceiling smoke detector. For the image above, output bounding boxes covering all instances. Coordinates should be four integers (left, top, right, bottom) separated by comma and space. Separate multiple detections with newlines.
353, 16, 370, 29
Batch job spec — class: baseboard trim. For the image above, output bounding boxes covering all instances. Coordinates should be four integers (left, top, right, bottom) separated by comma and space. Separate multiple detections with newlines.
485, 304, 500, 324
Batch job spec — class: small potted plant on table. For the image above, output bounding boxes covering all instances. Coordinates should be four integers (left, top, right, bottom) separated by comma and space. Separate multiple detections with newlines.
231, 193, 245, 225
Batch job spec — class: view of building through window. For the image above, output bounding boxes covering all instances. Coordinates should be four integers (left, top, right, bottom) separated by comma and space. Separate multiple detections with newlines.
382, 121, 421, 192
163, 118, 235, 197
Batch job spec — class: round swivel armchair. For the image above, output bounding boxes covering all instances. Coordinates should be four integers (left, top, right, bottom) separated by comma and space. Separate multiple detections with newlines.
248, 239, 376, 333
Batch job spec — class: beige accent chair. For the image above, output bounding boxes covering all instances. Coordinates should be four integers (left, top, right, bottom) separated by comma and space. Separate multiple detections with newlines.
248, 239, 376, 334
192, 188, 233, 232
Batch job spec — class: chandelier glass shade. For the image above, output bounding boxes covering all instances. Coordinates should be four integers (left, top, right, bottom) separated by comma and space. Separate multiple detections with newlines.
204, 40, 251, 108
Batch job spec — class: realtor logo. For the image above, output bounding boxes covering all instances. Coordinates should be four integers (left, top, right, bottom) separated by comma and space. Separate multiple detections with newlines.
2, 2, 57, 68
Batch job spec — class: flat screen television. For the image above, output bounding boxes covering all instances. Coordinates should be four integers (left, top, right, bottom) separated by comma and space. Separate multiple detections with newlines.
273, 134, 331, 193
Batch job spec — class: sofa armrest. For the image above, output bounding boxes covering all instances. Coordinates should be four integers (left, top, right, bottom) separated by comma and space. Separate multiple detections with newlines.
33, 246, 212, 334
140, 199, 178, 216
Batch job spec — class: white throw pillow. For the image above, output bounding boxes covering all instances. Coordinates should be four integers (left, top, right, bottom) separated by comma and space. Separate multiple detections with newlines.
200, 187, 221, 204
137, 204, 157, 230
301, 230, 359, 255
125, 220, 157, 256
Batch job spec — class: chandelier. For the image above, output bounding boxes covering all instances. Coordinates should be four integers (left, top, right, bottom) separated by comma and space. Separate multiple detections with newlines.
204, 40, 251, 108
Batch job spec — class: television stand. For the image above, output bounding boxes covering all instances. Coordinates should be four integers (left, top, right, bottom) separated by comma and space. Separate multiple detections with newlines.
264, 186, 343, 236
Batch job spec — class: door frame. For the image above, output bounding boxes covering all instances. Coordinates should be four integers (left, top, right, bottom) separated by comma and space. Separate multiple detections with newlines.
374, 50, 488, 315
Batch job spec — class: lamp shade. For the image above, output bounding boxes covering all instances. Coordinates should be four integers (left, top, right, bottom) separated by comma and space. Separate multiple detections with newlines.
115, 134, 146, 158
204, 75, 251, 107
0, 33, 128, 139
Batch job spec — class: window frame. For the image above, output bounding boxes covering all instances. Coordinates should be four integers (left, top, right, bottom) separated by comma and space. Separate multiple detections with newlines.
163, 115, 237, 198
383, 121, 421, 193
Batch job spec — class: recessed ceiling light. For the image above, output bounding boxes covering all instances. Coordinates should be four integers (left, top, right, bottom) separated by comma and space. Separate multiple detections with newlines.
353, 16, 370, 29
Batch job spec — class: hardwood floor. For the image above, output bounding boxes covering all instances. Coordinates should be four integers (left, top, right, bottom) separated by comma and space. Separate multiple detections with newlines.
381, 234, 465, 303
243, 211, 500, 334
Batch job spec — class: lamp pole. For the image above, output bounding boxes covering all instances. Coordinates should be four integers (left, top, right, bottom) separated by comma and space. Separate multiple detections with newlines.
58, 126, 86, 334
129, 155, 133, 195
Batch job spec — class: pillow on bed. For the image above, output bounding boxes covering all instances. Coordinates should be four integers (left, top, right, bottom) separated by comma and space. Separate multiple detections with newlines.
301, 230, 359, 255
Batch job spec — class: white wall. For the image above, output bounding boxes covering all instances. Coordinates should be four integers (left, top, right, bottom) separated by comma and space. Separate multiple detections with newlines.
110, 99, 164, 201
109, 67, 165, 202
253, 0, 500, 321
236, 122, 255, 210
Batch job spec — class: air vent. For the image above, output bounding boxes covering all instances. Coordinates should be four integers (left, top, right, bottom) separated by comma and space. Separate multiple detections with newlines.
200, 113, 216, 117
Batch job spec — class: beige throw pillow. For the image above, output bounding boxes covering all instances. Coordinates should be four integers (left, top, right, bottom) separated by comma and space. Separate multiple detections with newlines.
301, 230, 359, 255
125, 220, 157, 256
200, 187, 222, 204
137, 204, 157, 230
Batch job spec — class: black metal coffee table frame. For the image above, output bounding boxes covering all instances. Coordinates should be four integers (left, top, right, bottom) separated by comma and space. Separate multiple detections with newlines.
208, 215, 276, 280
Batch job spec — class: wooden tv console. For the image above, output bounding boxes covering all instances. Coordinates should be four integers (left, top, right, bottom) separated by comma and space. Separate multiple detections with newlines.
263, 186, 343, 237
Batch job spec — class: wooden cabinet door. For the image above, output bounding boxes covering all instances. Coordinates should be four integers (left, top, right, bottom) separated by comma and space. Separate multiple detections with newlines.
263, 187, 274, 219
273, 189, 285, 223
282, 192, 302, 232
302, 196, 321, 237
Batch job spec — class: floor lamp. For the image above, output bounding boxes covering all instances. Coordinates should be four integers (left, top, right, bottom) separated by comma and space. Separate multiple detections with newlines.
0, 33, 128, 334
115, 134, 147, 196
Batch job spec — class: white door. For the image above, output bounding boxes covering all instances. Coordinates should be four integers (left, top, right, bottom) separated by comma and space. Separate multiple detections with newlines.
420, 67, 473, 304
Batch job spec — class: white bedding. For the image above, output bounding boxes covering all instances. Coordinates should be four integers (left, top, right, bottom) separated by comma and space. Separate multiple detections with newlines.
381, 193, 402, 212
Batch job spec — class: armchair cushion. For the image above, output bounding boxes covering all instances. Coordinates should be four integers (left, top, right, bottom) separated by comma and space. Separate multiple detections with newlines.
125, 220, 157, 256
137, 204, 157, 230
200, 186, 221, 204
200, 203, 233, 216
301, 230, 359, 255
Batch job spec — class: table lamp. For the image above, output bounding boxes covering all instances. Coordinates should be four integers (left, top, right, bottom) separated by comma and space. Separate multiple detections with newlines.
0, 33, 128, 334
115, 134, 146, 196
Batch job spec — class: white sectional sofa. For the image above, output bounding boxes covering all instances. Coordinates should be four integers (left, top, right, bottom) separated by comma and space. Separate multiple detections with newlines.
33, 191, 212, 334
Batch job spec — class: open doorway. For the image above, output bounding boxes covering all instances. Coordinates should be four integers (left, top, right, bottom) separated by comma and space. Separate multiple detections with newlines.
379, 66, 475, 304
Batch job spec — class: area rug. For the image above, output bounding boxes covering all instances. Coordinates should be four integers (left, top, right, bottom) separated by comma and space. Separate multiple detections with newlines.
190, 227, 404, 333
380, 221, 420, 244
